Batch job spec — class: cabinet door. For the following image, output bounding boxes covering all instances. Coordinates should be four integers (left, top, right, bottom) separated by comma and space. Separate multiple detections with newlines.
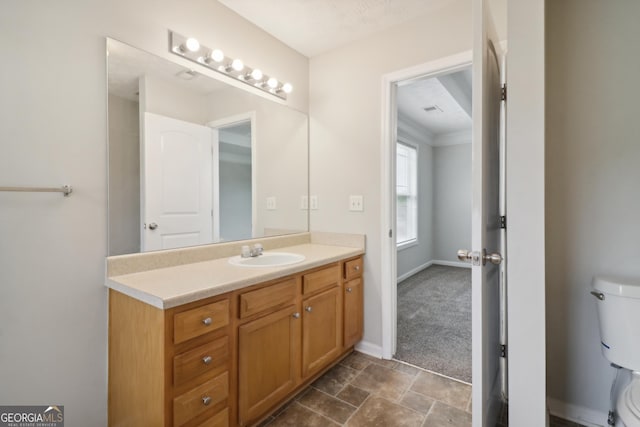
302, 287, 342, 378
238, 305, 301, 425
343, 278, 363, 348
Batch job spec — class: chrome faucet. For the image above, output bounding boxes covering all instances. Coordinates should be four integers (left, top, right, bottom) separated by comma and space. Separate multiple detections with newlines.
241, 243, 263, 258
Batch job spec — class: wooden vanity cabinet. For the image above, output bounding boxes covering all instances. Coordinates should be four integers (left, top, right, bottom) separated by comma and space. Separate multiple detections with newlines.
109, 291, 232, 427
109, 255, 363, 427
301, 266, 343, 378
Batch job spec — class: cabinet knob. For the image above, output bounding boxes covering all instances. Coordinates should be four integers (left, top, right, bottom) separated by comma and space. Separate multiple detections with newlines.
292, 312, 300, 319
354, 265, 360, 271
346, 287, 353, 293
202, 317, 212, 326
305, 306, 312, 313
202, 396, 212, 406
202, 355, 212, 365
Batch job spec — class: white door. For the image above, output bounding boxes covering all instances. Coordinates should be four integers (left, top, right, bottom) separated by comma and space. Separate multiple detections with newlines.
469, 0, 505, 425
141, 112, 213, 251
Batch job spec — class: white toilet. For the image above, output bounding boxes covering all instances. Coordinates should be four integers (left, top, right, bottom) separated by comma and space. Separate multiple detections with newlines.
593, 276, 640, 427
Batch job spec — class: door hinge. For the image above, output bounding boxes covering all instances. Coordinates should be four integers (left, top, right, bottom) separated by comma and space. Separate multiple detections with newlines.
500, 344, 507, 358
389, 229, 393, 238
501, 84, 507, 101
500, 215, 507, 229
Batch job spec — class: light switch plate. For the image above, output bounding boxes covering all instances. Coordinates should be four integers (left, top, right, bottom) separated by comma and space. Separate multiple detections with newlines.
310, 195, 318, 210
300, 195, 308, 210
349, 195, 364, 211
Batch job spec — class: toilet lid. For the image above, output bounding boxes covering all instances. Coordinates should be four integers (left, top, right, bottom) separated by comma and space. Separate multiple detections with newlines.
623, 378, 640, 420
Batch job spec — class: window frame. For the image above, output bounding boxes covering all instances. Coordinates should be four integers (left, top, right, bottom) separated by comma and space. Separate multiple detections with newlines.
395, 139, 419, 250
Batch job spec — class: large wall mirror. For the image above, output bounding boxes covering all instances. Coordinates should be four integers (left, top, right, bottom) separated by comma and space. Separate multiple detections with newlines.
107, 38, 309, 256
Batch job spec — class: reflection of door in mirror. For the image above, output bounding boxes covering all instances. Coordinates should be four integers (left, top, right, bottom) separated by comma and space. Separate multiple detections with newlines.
141, 112, 214, 252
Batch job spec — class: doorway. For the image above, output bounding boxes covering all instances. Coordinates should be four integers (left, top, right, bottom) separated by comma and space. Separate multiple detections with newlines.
393, 68, 473, 383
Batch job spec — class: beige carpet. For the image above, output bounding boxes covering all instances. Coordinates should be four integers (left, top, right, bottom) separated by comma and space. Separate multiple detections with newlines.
395, 265, 472, 383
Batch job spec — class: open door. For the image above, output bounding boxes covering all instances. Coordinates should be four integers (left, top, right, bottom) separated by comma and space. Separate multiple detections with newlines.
463, 0, 506, 425
141, 112, 214, 251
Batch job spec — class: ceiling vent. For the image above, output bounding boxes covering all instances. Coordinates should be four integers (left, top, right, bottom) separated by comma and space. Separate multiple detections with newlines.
423, 105, 443, 113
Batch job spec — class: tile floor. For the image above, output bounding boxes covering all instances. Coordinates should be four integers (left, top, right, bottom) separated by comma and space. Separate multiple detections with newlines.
259, 351, 472, 427
257, 351, 587, 427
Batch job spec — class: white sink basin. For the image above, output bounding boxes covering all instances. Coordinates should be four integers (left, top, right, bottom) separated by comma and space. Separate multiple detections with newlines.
228, 252, 305, 268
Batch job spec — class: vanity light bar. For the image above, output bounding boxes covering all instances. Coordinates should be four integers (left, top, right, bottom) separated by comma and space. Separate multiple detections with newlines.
169, 31, 293, 100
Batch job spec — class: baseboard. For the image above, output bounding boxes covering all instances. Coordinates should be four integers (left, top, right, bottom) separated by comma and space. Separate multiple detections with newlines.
354, 340, 383, 359
547, 397, 607, 427
432, 259, 471, 269
397, 261, 433, 283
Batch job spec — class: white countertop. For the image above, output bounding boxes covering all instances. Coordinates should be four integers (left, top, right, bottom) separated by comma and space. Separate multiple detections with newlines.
106, 243, 363, 309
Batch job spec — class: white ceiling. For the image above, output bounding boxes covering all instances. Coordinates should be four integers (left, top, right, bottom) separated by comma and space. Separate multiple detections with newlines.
397, 68, 472, 142
217, 0, 452, 57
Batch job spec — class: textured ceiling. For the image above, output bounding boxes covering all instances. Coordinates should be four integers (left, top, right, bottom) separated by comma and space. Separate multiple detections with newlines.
217, 0, 451, 57
397, 68, 472, 141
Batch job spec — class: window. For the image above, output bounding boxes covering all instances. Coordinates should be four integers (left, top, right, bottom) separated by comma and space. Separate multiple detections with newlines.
396, 142, 418, 247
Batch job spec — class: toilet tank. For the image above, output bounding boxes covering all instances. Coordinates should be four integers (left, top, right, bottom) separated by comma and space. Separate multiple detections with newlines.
592, 276, 640, 371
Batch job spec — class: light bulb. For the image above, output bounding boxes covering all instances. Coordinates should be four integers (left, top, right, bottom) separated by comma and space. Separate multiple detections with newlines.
267, 77, 278, 89
282, 83, 293, 94
231, 59, 244, 72
210, 49, 224, 62
185, 38, 200, 52
250, 69, 263, 81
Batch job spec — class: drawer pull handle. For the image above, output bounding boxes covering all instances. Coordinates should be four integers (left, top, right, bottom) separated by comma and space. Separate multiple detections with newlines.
202, 396, 212, 406
305, 306, 312, 313
346, 287, 353, 293
354, 265, 360, 271
202, 355, 213, 365
292, 312, 300, 319
202, 317, 213, 326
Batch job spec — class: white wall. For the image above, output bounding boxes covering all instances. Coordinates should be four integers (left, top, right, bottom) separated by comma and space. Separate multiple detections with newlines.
433, 143, 472, 263
507, 0, 547, 425
0, 1, 308, 425
309, 0, 473, 351
108, 95, 140, 256
396, 119, 434, 280
545, 0, 640, 422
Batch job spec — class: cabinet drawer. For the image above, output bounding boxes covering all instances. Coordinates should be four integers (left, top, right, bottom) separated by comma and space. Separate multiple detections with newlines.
174, 336, 229, 386
195, 407, 228, 427
174, 299, 229, 344
303, 265, 340, 295
239, 278, 297, 319
173, 371, 229, 427
344, 258, 363, 281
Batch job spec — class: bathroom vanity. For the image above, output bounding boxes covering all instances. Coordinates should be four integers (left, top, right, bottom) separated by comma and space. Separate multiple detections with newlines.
106, 233, 364, 427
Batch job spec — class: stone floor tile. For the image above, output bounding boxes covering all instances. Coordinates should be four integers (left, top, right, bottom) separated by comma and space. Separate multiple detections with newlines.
340, 352, 374, 371
298, 388, 357, 424
312, 363, 359, 395
394, 362, 423, 377
337, 384, 370, 407
400, 390, 435, 414
410, 371, 471, 411
346, 396, 424, 427
269, 402, 340, 427
422, 402, 472, 427
351, 363, 414, 401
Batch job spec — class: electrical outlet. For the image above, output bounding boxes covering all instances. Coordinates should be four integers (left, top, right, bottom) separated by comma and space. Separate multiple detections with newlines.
349, 195, 364, 211
266, 197, 276, 210
310, 195, 318, 210
300, 195, 309, 210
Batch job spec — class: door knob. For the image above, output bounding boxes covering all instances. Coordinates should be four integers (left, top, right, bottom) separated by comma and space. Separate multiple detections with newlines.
148, 222, 158, 230
457, 249, 503, 266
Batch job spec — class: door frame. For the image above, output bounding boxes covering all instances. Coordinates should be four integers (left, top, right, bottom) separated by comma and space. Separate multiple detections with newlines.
207, 111, 257, 241
380, 50, 473, 360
